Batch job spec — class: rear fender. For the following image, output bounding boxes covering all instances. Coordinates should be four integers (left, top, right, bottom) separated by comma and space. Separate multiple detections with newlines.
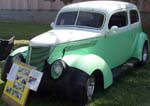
133, 32, 148, 61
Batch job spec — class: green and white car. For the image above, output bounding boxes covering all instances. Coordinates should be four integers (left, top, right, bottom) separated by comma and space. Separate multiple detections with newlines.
2, 1, 149, 104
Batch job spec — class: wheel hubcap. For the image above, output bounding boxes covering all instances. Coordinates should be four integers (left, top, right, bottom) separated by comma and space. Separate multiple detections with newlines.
86, 77, 95, 101
13, 55, 21, 61
143, 47, 148, 62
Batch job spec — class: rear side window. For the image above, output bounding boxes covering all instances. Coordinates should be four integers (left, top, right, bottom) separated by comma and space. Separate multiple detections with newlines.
108, 11, 128, 29
130, 10, 139, 24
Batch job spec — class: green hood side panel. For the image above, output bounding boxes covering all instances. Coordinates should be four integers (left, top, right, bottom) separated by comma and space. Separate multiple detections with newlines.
133, 32, 148, 61
62, 54, 113, 89
10, 46, 28, 59
48, 37, 99, 64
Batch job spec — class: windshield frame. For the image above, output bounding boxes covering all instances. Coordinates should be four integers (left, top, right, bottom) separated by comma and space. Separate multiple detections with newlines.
55, 11, 106, 30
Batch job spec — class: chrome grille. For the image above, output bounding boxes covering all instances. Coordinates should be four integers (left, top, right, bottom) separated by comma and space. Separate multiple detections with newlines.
27, 46, 50, 71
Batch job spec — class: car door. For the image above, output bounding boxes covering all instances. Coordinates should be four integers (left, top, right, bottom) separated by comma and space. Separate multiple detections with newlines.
101, 10, 133, 68
129, 9, 142, 54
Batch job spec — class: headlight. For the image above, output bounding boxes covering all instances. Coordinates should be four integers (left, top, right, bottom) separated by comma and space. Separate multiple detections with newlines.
51, 60, 66, 79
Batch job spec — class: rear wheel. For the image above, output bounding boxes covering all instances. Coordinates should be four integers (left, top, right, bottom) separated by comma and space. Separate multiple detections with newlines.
138, 42, 148, 66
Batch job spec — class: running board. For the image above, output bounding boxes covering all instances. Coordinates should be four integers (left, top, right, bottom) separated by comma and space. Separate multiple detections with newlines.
112, 58, 138, 80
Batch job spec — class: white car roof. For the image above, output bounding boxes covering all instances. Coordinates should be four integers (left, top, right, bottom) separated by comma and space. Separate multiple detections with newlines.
60, 1, 137, 13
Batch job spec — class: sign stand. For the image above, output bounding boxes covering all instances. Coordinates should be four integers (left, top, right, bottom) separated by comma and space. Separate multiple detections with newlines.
1, 61, 43, 106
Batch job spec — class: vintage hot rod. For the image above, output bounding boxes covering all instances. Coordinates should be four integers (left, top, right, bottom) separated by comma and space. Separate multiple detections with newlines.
1, 1, 148, 103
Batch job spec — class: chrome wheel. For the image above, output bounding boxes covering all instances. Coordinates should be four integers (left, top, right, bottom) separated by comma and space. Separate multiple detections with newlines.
86, 76, 95, 101
142, 45, 148, 62
138, 43, 148, 66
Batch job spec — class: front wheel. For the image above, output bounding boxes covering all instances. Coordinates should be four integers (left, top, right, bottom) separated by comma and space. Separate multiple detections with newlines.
1, 54, 25, 81
138, 42, 148, 66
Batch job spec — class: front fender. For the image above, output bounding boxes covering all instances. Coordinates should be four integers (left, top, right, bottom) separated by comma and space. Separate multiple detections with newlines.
10, 46, 28, 58
62, 54, 113, 89
133, 32, 148, 61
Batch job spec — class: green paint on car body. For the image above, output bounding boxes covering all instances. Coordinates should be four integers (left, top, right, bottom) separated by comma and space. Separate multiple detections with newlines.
9, 1, 149, 91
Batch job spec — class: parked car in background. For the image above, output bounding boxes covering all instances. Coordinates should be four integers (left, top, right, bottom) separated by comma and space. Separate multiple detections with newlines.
0, 36, 14, 61
1, 1, 148, 104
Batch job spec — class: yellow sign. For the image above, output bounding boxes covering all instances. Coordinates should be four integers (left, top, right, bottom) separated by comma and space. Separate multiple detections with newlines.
2, 61, 36, 106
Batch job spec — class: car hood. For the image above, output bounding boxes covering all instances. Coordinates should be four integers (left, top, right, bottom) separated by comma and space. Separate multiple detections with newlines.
29, 29, 102, 47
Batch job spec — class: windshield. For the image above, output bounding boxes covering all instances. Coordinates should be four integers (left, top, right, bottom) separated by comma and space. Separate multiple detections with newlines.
56, 11, 104, 29
56, 12, 78, 25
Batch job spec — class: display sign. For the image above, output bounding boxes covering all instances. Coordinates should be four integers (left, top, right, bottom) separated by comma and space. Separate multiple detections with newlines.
2, 61, 43, 106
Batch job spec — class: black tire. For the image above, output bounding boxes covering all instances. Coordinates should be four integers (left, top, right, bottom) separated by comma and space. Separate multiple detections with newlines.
1, 54, 25, 81
138, 42, 148, 66
72, 74, 95, 105
1, 56, 13, 81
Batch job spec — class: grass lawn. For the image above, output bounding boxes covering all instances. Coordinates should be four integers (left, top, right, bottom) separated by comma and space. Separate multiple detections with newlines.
0, 22, 150, 106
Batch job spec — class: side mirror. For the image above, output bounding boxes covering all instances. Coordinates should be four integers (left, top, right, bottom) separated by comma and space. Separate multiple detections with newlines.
110, 26, 119, 32
50, 22, 55, 29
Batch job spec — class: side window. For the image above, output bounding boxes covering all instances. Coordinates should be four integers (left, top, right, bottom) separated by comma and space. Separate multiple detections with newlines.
108, 11, 128, 29
130, 10, 139, 24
